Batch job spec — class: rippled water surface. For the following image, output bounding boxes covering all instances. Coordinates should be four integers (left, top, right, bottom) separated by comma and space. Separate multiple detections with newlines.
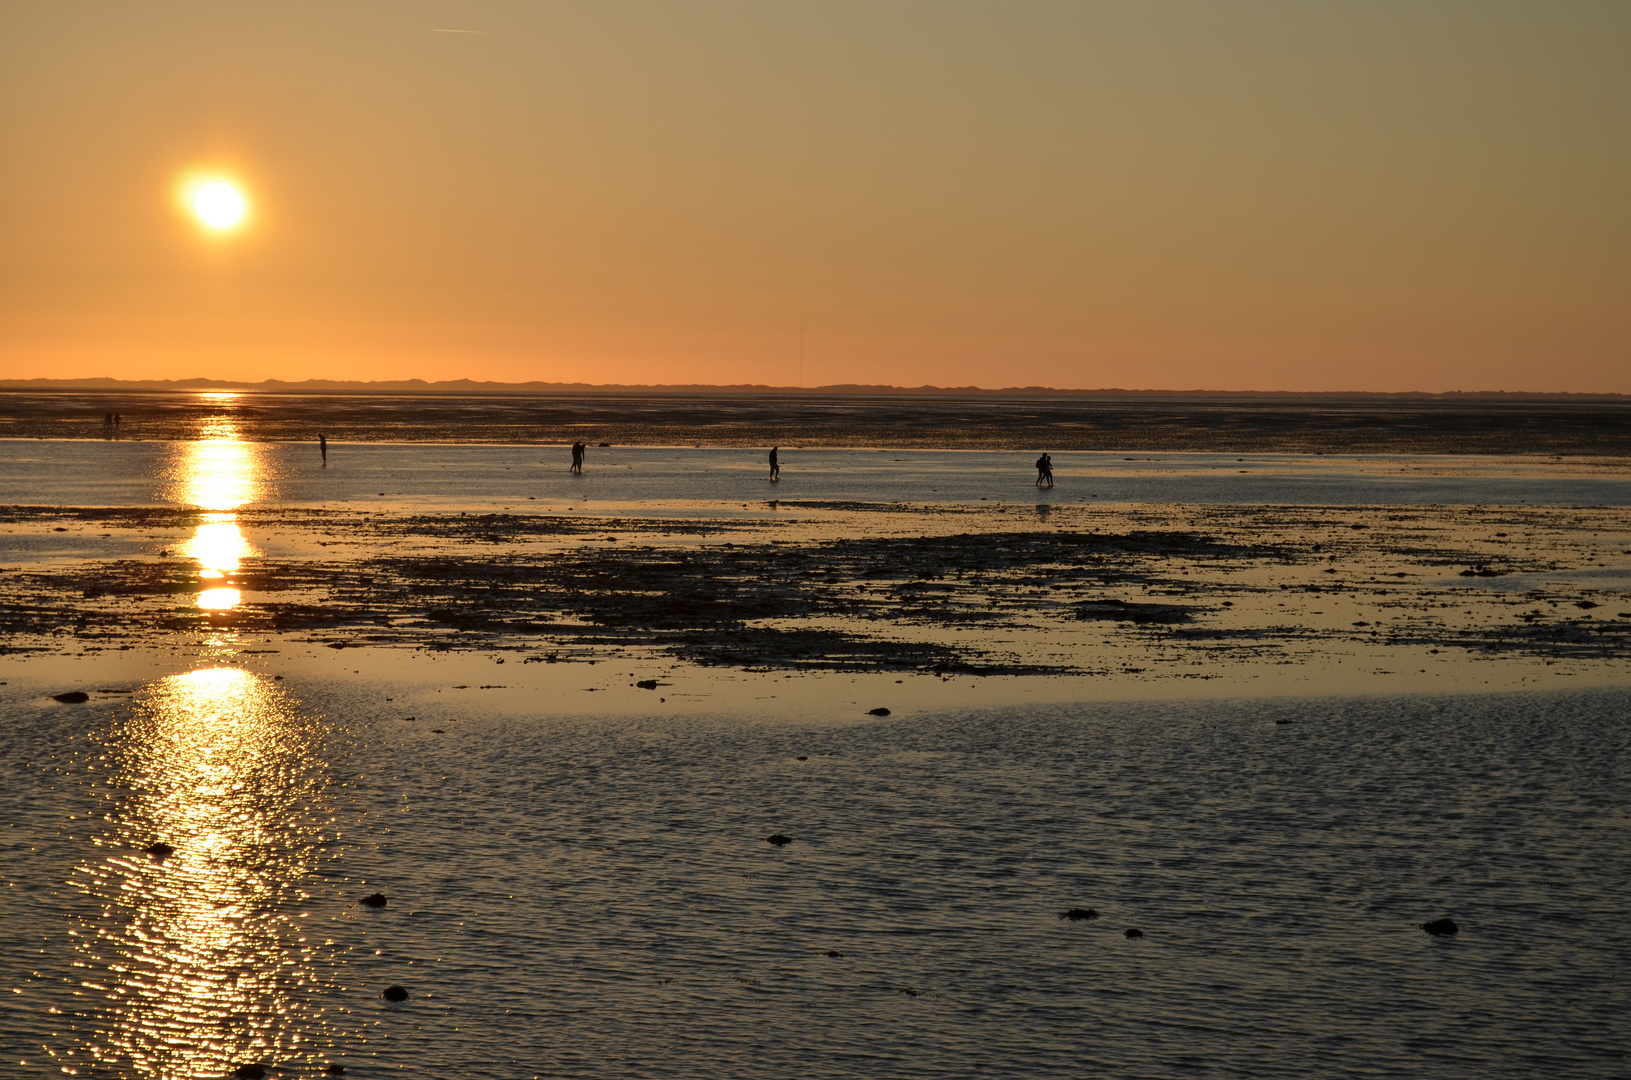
5, 677, 1628, 1077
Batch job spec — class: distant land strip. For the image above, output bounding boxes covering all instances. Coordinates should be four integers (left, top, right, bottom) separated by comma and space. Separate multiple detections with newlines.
2, 377, 1628, 400
4, 386, 1631, 454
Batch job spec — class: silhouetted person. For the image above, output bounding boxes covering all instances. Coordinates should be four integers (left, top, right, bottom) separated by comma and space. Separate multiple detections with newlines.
104, 413, 113, 426
319, 433, 327, 465
570, 442, 585, 474
1035, 453, 1054, 488
114, 413, 120, 425
769, 446, 780, 480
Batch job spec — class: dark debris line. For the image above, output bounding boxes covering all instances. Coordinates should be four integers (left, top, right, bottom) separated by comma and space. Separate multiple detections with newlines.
4, 515, 1628, 671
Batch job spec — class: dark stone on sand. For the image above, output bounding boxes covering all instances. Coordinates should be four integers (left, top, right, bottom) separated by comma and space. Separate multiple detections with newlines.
636, 679, 659, 689
1422, 918, 1459, 937
1459, 565, 1503, 577
1060, 907, 1099, 921
826, 950, 844, 958
867, 707, 891, 716
1575, 600, 1599, 609
1124, 928, 1144, 939
326, 641, 348, 649
326, 1067, 346, 1075
766, 833, 793, 846
361, 892, 387, 908
1275, 719, 1296, 725
796, 755, 808, 761
231, 1065, 267, 1080
144, 842, 175, 860
381, 985, 409, 1002
52, 691, 90, 703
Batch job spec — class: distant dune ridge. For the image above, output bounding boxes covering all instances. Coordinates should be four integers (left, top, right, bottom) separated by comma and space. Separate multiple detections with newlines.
1, 377, 1626, 401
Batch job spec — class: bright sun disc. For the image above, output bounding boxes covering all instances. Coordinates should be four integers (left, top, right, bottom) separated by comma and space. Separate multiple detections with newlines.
192, 181, 247, 229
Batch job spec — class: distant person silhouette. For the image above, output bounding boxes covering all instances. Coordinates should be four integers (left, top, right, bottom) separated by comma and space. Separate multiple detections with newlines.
1035, 453, 1054, 488
570, 442, 585, 474
114, 413, 120, 425
769, 446, 780, 480
319, 433, 328, 465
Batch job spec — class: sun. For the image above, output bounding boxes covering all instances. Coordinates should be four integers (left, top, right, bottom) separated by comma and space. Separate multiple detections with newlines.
182, 177, 249, 231
193, 181, 246, 229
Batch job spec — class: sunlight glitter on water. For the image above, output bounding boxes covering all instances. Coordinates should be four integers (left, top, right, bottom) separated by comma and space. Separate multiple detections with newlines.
160, 428, 270, 614
63, 668, 339, 1079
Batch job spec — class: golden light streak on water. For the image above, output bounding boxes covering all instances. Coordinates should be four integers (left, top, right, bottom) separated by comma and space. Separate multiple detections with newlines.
69, 668, 340, 1078
160, 409, 269, 615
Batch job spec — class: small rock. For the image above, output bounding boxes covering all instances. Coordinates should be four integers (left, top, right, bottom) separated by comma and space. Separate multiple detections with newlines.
231, 1065, 267, 1080
361, 892, 387, 908
1060, 907, 1099, 921
1575, 600, 1599, 610
766, 834, 793, 847
326, 1067, 347, 1075
326, 642, 348, 650
867, 707, 891, 716
796, 755, 808, 761
1274, 719, 1297, 725
825, 950, 844, 958
381, 985, 409, 1002
636, 679, 659, 690
1124, 928, 1144, 939
52, 691, 90, 703
1422, 918, 1458, 937
899, 988, 919, 997
143, 842, 175, 860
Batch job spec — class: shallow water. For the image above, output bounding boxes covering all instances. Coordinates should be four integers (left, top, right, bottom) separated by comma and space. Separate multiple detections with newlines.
3, 439, 1630, 510
4, 674, 1628, 1078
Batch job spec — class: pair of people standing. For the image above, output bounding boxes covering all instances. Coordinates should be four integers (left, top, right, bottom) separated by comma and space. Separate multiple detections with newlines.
569, 442, 586, 474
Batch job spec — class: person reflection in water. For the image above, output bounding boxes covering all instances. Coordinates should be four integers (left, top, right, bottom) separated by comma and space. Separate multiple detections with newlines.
570, 442, 585, 474
769, 446, 780, 481
319, 433, 327, 465
1035, 452, 1054, 488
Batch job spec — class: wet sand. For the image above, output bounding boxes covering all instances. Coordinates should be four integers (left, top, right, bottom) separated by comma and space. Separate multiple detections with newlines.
6, 388, 1631, 454
5, 500, 1628, 689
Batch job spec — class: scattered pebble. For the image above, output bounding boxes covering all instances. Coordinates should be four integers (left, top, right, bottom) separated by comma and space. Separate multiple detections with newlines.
52, 691, 89, 703
361, 893, 388, 908
1124, 928, 1144, 939
766, 834, 793, 846
1422, 918, 1459, 937
867, 707, 891, 716
796, 755, 808, 761
825, 950, 844, 958
382, 985, 409, 1002
1060, 907, 1099, 921
636, 679, 659, 689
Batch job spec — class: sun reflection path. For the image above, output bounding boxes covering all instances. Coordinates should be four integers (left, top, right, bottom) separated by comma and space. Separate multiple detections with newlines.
159, 412, 268, 619
67, 669, 349, 1078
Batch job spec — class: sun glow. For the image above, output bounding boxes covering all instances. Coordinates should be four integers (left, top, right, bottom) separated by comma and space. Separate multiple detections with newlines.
178, 175, 250, 232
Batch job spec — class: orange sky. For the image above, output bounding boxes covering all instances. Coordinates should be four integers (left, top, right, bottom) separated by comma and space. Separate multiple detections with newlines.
1, 2, 1627, 391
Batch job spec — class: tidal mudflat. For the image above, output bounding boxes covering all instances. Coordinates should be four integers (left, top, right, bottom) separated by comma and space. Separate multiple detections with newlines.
3, 424, 1630, 1078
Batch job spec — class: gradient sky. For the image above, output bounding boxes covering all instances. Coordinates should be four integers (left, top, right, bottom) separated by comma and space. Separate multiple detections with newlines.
2, 1, 1627, 390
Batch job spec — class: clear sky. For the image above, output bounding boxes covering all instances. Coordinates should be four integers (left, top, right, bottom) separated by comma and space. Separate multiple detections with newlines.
1, 1, 1627, 390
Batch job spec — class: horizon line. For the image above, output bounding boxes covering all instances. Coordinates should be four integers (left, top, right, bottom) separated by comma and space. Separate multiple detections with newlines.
1, 377, 1628, 401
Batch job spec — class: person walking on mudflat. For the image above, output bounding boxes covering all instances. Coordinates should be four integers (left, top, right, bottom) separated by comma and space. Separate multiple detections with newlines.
1035, 452, 1054, 488
570, 441, 585, 474
769, 446, 780, 481
319, 433, 327, 465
